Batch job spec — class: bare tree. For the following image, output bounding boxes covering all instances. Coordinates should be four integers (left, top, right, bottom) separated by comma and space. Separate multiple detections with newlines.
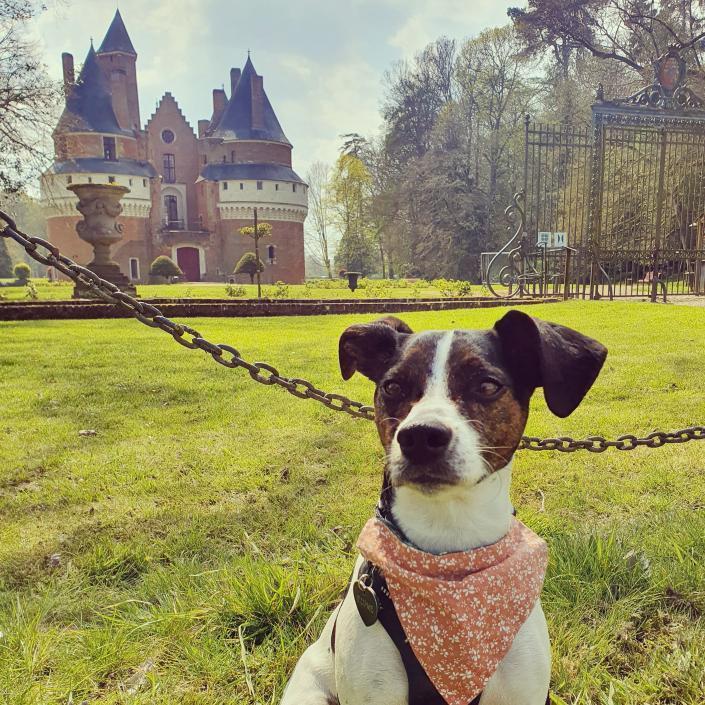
509, 0, 705, 78
0, 1, 60, 192
305, 161, 334, 278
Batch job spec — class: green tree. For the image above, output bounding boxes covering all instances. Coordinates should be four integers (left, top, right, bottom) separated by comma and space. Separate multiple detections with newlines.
0, 238, 12, 278
234, 252, 265, 283
149, 255, 182, 280
330, 152, 376, 275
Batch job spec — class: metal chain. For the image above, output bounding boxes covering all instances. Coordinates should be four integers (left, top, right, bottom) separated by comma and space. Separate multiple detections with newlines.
2, 211, 705, 452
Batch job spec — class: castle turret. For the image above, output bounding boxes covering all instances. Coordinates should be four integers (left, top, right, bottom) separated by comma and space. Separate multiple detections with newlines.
96, 9, 141, 133
41, 36, 155, 282
198, 56, 308, 283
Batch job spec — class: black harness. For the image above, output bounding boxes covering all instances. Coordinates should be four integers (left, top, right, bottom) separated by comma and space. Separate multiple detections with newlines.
330, 506, 549, 705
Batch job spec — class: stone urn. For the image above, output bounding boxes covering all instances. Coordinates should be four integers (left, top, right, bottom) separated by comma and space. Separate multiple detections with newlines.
67, 183, 136, 297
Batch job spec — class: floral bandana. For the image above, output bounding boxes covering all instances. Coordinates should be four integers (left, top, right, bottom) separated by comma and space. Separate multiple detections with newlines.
356, 517, 548, 705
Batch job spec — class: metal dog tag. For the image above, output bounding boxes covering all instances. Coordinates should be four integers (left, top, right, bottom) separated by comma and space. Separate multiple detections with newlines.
353, 574, 379, 626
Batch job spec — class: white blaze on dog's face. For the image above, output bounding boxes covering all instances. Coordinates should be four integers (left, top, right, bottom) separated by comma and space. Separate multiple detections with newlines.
339, 312, 607, 492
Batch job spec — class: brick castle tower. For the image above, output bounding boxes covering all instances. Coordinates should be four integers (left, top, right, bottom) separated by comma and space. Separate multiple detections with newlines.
41, 10, 307, 284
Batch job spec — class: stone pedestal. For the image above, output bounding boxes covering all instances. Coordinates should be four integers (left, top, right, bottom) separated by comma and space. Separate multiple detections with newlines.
67, 183, 136, 298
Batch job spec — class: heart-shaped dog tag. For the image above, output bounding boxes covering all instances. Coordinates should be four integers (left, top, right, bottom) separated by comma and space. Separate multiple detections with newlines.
353, 575, 379, 626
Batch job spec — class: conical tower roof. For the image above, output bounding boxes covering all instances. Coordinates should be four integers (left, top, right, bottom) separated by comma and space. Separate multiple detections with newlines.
211, 56, 290, 145
98, 9, 136, 55
55, 45, 130, 135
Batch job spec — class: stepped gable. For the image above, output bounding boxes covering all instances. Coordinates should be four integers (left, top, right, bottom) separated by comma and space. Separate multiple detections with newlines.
147, 92, 197, 137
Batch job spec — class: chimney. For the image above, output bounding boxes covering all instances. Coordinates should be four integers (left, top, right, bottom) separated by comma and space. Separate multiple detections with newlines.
230, 68, 241, 96
61, 52, 74, 97
251, 75, 264, 130
211, 88, 227, 125
198, 119, 209, 138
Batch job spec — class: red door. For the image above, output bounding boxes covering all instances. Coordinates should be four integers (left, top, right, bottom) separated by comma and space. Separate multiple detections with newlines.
176, 247, 200, 281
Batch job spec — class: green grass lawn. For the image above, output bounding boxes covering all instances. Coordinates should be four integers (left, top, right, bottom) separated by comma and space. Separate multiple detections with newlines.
0, 279, 491, 302
1, 301, 704, 704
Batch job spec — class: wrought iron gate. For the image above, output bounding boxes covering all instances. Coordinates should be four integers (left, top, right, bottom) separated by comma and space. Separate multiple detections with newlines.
490, 47, 705, 300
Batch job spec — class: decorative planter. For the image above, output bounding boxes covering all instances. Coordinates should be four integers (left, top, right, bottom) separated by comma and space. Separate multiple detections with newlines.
67, 183, 136, 298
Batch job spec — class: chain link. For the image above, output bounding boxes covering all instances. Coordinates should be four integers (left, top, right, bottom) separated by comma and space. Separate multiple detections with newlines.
3, 212, 704, 452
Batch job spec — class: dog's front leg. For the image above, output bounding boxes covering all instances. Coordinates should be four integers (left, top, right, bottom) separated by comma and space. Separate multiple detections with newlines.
281, 609, 338, 705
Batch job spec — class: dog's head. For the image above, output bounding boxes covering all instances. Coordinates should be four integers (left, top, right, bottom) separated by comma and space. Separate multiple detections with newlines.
339, 311, 607, 490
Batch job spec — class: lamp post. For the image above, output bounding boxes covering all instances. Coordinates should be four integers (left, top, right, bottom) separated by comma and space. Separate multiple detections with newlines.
253, 207, 261, 300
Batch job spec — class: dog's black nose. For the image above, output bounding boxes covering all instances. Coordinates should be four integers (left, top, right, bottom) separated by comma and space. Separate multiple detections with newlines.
397, 423, 452, 464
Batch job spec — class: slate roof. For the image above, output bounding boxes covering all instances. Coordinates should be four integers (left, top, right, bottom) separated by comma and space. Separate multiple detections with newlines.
210, 57, 291, 145
49, 158, 157, 178
201, 162, 304, 184
98, 9, 136, 55
55, 45, 132, 136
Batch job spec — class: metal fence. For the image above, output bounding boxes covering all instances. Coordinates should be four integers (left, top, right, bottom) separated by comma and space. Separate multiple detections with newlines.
488, 47, 705, 300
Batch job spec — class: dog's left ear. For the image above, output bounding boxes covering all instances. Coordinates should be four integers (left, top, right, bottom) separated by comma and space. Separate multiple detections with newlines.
339, 316, 412, 382
494, 310, 607, 417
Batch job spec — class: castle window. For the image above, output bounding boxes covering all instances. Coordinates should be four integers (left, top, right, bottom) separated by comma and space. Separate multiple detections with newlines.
292, 183, 297, 193
129, 258, 140, 281
103, 136, 116, 161
88, 177, 92, 183
161, 129, 175, 144
108, 176, 116, 183
203, 155, 208, 165
223, 181, 228, 190
257, 181, 263, 190
164, 194, 180, 228
66, 175, 72, 184
240, 183, 244, 190
129, 178, 133, 186
143, 179, 147, 187
222, 155, 226, 162
275, 183, 279, 191
231, 151, 235, 162
267, 245, 277, 264
163, 154, 176, 183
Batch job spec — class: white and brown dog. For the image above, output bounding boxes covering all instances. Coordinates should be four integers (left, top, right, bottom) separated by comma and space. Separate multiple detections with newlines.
282, 310, 607, 705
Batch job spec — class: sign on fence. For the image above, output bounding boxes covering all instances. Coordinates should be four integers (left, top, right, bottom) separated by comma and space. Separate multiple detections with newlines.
537, 231, 568, 249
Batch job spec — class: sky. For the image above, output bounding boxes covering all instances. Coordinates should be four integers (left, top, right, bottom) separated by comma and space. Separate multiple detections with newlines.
32, 0, 511, 178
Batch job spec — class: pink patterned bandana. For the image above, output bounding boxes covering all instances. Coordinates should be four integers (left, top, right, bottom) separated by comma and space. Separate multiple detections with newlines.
356, 517, 548, 705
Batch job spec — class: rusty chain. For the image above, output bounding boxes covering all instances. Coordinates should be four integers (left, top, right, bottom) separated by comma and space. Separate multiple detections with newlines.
2, 211, 705, 452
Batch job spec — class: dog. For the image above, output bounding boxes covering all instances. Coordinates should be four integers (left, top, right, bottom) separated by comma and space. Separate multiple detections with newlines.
281, 310, 607, 705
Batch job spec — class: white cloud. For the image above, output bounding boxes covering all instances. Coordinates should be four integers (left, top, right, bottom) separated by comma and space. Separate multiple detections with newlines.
387, 0, 510, 54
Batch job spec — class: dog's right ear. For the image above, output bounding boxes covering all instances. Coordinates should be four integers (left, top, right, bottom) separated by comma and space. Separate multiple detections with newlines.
339, 317, 412, 382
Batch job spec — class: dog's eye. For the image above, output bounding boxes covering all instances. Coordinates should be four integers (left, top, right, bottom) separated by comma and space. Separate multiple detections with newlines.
477, 379, 503, 398
382, 380, 403, 399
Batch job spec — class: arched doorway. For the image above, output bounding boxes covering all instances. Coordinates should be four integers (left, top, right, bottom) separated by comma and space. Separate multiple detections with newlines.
176, 246, 201, 281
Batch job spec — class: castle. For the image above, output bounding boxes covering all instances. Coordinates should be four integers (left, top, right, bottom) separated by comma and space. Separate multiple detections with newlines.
40, 10, 308, 284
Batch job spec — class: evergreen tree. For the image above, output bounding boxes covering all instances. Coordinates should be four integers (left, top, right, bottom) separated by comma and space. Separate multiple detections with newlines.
330, 153, 376, 275
0, 238, 12, 278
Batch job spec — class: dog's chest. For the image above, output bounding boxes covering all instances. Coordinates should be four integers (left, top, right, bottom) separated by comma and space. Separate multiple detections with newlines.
332, 557, 551, 705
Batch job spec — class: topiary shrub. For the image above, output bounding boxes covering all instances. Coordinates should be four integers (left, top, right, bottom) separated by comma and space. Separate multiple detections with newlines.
149, 256, 182, 281
13, 262, 30, 283
234, 252, 265, 284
